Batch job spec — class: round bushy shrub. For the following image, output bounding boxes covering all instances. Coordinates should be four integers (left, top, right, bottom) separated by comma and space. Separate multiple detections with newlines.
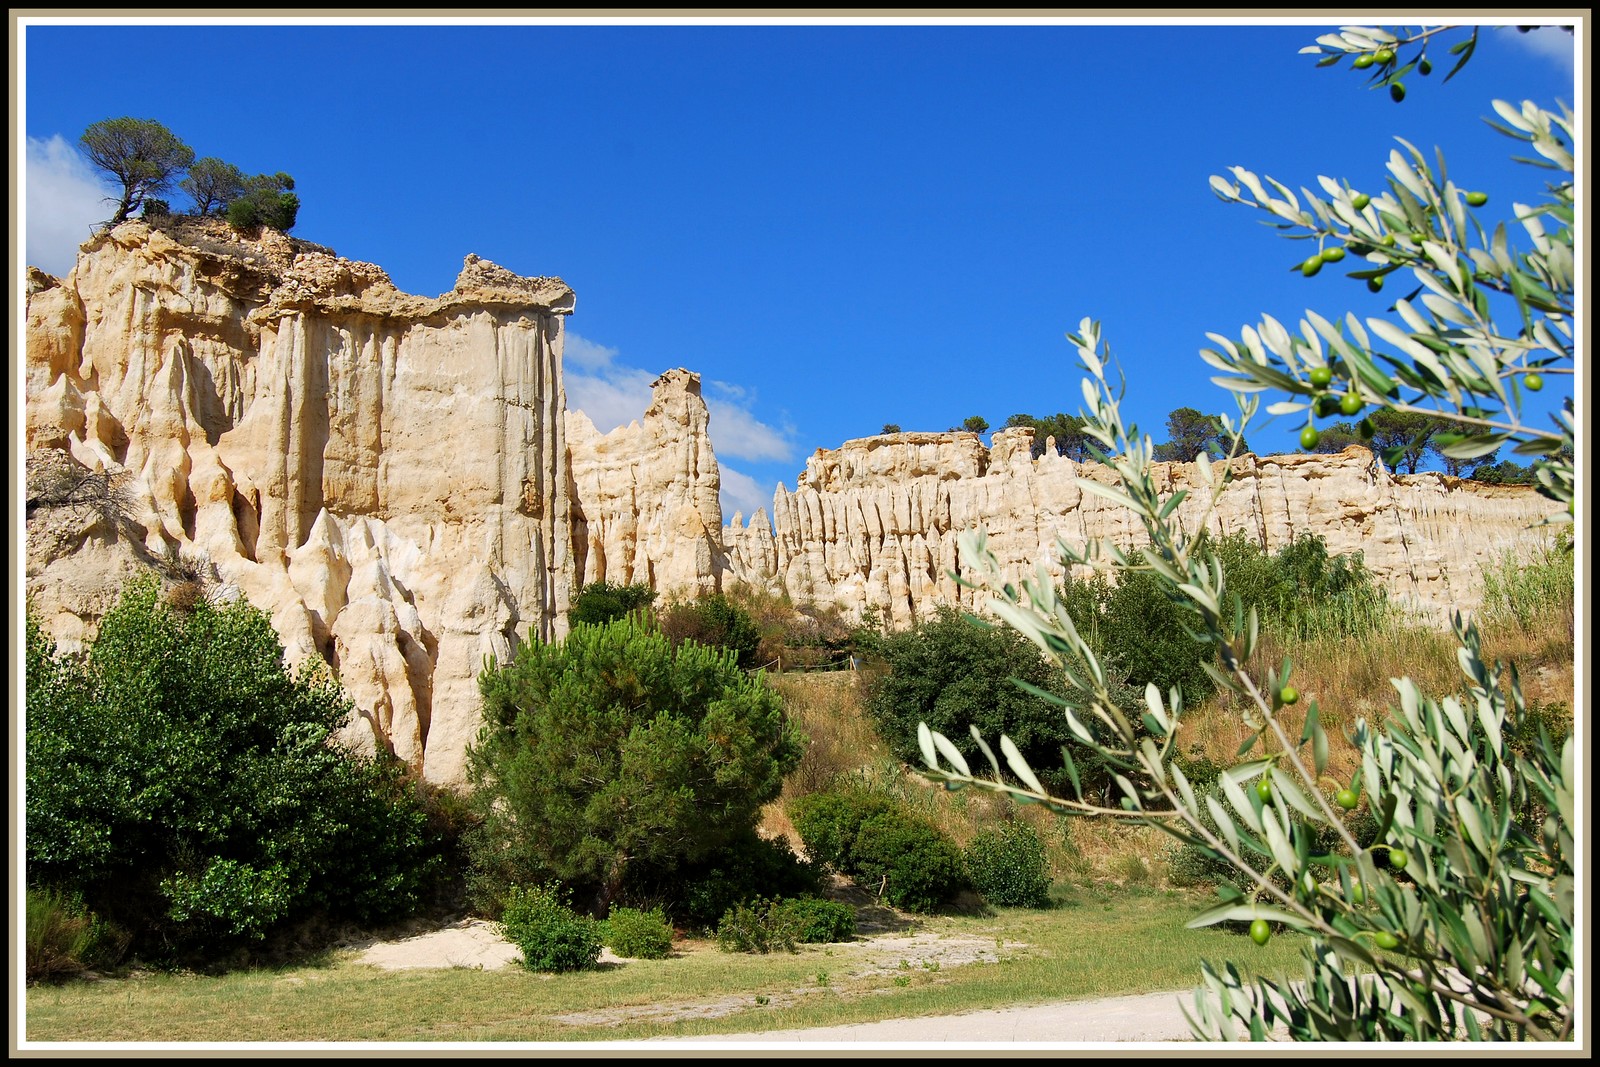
861, 606, 1076, 791
659, 593, 763, 669
603, 905, 673, 960
662, 830, 821, 931
25, 577, 440, 962
501, 884, 603, 973
714, 898, 800, 954
470, 616, 801, 916
850, 813, 969, 914
789, 790, 898, 871
777, 897, 856, 943
963, 822, 1053, 907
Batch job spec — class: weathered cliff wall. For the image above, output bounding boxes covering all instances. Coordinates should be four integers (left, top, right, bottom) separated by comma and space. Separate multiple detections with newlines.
565, 368, 728, 599
25, 219, 574, 784
25, 221, 1557, 787
722, 427, 1556, 629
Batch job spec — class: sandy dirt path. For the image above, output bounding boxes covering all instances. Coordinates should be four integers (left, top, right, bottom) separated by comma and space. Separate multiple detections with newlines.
350, 919, 1207, 1044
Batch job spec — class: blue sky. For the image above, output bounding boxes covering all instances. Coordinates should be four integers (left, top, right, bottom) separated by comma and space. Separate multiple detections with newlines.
18, 16, 1578, 525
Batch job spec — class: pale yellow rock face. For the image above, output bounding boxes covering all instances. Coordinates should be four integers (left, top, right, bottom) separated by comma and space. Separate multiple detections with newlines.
25, 219, 574, 784
565, 368, 728, 602
724, 427, 1557, 629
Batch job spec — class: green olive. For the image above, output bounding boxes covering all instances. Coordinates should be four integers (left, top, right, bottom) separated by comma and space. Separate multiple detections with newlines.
1375, 48, 1395, 65
1250, 919, 1272, 946
1336, 788, 1359, 810
1381, 234, 1397, 247
1351, 192, 1372, 211
1301, 255, 1324, 278
1350, 881, 1366, 905
1358, 418, 1375, 440
1279, 685, 1300, 706
1320, 246, 1347, 263
1315, 395, 1340, 418
1389, 848, 1409, 870
1390, 82, 1407, 103
1374, 930, 1400, 950
1419, 57, 1433, 76
1310, 366, 1334, 388
1257, 777, 1274, 802
1353, 53, 1376, 69
1465, 191, 1489, 207
1340, 392, 1364, 416
1525, 372, 1545, 392
1300, 426, 1321, 450
1366, 275, 1384, 293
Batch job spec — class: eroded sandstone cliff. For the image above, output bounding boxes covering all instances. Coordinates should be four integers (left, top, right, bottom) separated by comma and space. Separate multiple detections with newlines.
721, 427, 1557, 630
25, 221, 1558, 786
25, 219, 574, 783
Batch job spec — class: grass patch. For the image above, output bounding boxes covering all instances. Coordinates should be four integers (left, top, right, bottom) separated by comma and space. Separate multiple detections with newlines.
23, 889, 1305, 1043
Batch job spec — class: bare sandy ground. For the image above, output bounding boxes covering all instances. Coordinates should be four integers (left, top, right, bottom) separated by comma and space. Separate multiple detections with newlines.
348, 919, 1203, 1044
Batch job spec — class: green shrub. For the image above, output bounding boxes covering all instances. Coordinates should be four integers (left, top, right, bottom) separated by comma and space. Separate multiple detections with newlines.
849, 812, 969, 914
659, 593, 763, 669
963, 822, 1053, 907
470, 616, 802, 915
1478, 532, 1574, 635
602, 905, 674, 960
789, 790, 898, 871
25, 578, 440, 961
714, 898, 800, 954
25, 887, 125, 983
569, 581, 657, 628
777, 896, 856, 943
655, 829, 821, 931
501, 884, 603, 973
861, 606, 1077, 792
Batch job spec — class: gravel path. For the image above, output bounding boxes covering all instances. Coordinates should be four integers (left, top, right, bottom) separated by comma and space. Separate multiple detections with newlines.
641, 989, 1203, 1044
349, 917, 1210, 1044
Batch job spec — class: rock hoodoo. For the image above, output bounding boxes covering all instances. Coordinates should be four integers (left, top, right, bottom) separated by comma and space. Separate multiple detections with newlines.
25, 221, 1559, 784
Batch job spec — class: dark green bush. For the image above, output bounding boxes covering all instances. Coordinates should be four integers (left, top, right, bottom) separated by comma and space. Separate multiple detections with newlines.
849, 813, 969, 914
789, 790, 898, 872
860, 606, 1076, 791
470, 616, 802, 916
25, 578, 440, 962
777, 896, 856, 943
501, 883, 603, 973
714, 898, 800, 954
655, 829, 821, 931
225, 172, 298, 233
963, 822, 1053, 907
791, 789, 965, 912
569, 581, 657, 628
602, 905, 674, 960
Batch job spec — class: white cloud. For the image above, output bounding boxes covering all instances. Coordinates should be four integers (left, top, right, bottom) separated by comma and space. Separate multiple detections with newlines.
1503, 25, 1576, 77
26, 135, 115, 277
704, 397, 796, 463
563, 331, 797, 465
565, 366, 656, 433
718, 465, 778, 527
564, 331, 621, 371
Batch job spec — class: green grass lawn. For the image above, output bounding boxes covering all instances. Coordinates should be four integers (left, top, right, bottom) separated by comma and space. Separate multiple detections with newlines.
24, 886, 1308, 1044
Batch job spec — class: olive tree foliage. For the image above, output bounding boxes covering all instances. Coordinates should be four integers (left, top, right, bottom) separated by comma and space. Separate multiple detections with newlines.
80, 117, 196, 228
916, 26, 1574, 1042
